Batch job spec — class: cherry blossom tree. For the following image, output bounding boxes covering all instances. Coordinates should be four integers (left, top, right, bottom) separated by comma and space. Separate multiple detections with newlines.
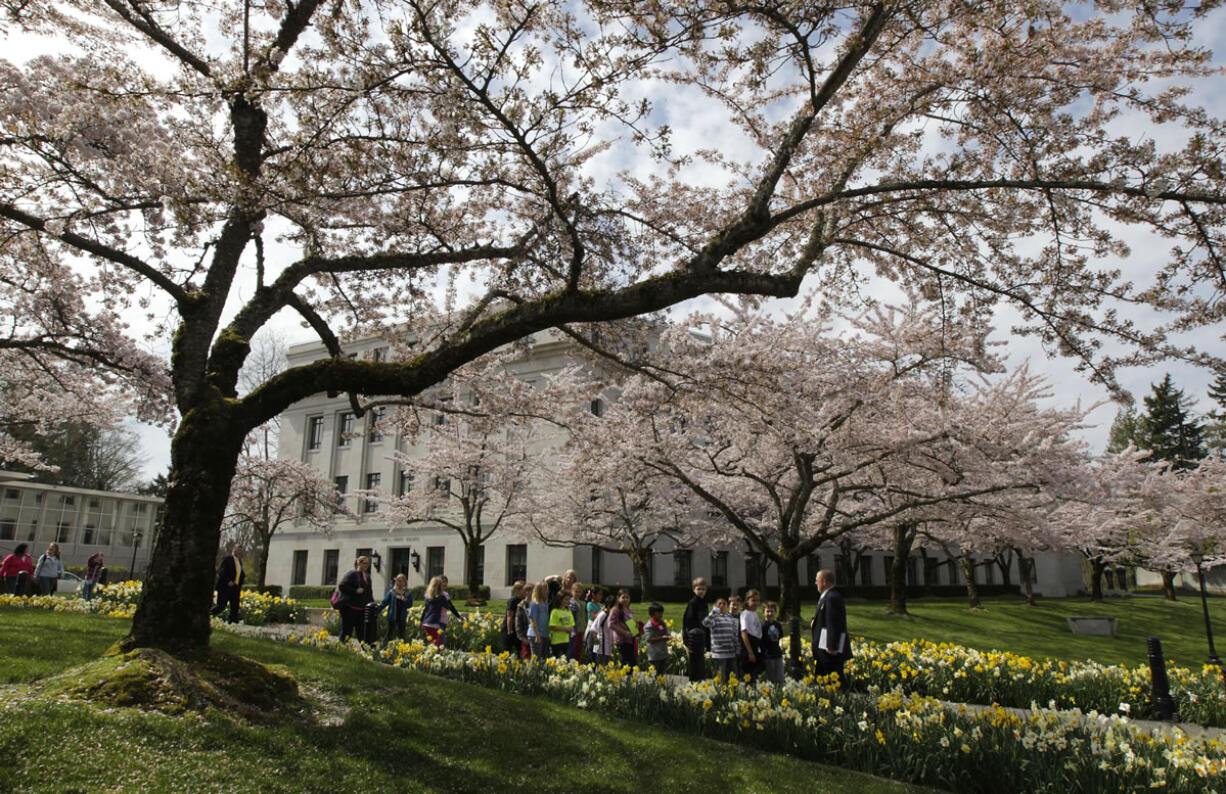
3, 2, 1226, 653
386, 387, 539, 591
222, 453, 351, 590
586, 302, 1092, 617
526, 418, 698, 600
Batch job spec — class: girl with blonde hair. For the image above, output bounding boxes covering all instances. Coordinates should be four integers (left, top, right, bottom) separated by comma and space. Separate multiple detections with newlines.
420, 574, 461, 647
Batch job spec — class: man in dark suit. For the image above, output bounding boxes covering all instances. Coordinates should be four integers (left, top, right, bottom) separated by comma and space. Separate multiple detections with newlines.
210, 545, 245, 623
810, 568, 851, 684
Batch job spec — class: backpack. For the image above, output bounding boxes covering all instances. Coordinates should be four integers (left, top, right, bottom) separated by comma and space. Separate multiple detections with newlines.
514, 599, 531, 643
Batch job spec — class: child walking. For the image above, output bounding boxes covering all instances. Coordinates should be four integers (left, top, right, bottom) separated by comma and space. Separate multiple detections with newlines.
703, 596, 740, 683
643, 602, 671, 676
761, 601, 785, 685
378, 573, 414, 644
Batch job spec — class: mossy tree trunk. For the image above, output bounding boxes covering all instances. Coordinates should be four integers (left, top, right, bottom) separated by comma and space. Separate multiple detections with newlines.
122, 401, 248, 654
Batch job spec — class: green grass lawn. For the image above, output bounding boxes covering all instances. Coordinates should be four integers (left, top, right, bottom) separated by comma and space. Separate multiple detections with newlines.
0, 609, 931, 794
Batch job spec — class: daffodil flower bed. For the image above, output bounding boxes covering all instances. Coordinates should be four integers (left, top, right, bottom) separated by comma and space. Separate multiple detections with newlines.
280, 627, 1226, 794
0, 582, 305, 626
846, 639, 1226, 729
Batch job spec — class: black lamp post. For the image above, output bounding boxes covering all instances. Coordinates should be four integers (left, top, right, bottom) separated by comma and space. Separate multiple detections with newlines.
1190, 549, 1225, 678
411, 549, 421, 573
129, 530, 142, 577
370, 549, 383, 574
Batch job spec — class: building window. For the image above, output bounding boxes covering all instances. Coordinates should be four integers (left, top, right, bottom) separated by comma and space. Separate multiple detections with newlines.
97, 523, 111, 546
427, 546, 445, 579
55, 521, 73, 544
368, 406, 386, 443
0, 519, 14, 540
372, 346, 388, 362
26, 519, 37, 542
292, 550, 309, 586
860, 557, 873, 586
672, 549, 692, 587
591, 546, 602, 584
590, 398, 604, 417
506, 544, 527, 585
806, 553, 821, 586
323, 549, 339, 585
82, 524, 96, 545
89, 497, 100, 508
334, 475, 348, 507
745, 552, 761, 588
3, 488, 17, 500
337, 412, 354, 446
307, 415, 324, 450
61, 495, 75, 507
364, 472, 381, 513
711, 551, 728, 588
398, 469, 414, 496
432, 476, 450, 498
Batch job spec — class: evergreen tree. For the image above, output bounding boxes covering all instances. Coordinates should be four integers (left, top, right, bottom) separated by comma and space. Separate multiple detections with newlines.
1106, 405, 1144, 453
1204, 370, 1226, 460
1141, 374, 1206, 470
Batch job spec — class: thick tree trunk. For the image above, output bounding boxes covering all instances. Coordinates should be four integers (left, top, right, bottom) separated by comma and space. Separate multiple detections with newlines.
777, 555, 801, 620
960, 555, 982, 610
1161, 570, 1178, 601
1017, 554, 1036, 606
996, 552, 1013, 587
122, 407, 247, 654
629, 548, 651, 601
1088, 557, 1106, 603
888, 524, 915, 615
464, 538, 482, 593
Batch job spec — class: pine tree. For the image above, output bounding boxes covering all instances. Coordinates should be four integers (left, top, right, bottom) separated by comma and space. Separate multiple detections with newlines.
1106, 405, 1144, 453
1141, 374, 1206, 470
1204, 370, 1226, 460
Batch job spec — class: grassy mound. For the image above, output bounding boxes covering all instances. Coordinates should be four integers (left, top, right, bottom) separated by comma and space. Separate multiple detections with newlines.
41, 646, 302, 723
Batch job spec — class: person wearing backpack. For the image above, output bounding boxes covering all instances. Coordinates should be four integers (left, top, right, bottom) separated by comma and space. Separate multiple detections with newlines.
514, 583, 532, 658
504, 579, 526, 654
33, 543, 64, 596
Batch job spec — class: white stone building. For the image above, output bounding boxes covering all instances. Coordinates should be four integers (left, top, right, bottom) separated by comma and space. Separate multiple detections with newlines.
0, 470, 158, 575
264, 332, 1089, 600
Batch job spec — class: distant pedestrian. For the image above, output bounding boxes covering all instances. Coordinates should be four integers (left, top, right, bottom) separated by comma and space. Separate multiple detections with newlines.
421, 575, 462, 648
82, 552, 104, 601
608, 588, 637, 667
1, 543, 35, 595
378, 573, 414, 644
527, 580, 552, 658
337, 555, 374, 643
33, 543, 64, 596
209, 545, 245, 623
549, 591, 575, 658
703, 597, 740, 683
761, 601, 785, 685
682, 577, 710, 681
643, 603, 671, 676
811, 569, 852, 685
504, 579, 526, 654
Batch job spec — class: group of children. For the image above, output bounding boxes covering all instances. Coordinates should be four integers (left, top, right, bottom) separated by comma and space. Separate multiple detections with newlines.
500, 573, 674, 674
497, 573, 784, 682
687, 578, 785, 684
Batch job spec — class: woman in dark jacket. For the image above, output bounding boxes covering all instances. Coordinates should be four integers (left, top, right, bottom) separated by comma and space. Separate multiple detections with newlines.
338, 556, 375, 643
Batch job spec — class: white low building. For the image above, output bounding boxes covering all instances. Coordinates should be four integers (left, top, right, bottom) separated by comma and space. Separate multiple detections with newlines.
0, 471, 158, 575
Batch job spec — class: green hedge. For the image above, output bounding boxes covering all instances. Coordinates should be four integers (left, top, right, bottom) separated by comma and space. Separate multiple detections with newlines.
288, 585, 334, 600
408, 584, 491, 601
